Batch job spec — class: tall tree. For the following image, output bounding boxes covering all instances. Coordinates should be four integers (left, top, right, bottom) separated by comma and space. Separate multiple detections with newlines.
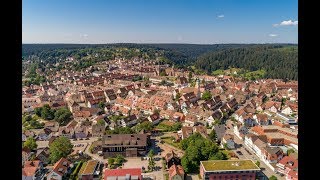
49, 137, 73, 163
23, 137, 38, 150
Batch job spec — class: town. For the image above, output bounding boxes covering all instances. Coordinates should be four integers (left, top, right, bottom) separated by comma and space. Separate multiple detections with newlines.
22, 55, 298, 180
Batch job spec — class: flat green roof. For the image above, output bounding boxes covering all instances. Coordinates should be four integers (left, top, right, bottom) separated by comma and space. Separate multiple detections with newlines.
201, 160, 260, 172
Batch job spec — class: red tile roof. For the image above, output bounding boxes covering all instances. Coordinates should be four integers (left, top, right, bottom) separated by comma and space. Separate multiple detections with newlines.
168, 165, 184, 179
52, 158, 71, 176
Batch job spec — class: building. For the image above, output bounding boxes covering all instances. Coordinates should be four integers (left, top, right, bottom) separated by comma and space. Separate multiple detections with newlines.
78, 160, 100, 180
46, 158, 72, 180
276, 155, 298, 179
104, 168, 142, 180
165, 150, 181, 169
22, 160, 43, 180
102, 134, 149, 158
199, 160, 261, 180
168, 164, 185, 180
251, 125, 298, 146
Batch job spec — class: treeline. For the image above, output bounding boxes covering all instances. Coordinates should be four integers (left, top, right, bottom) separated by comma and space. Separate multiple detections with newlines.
22, 43, 297, 80
195, 45, 298, 80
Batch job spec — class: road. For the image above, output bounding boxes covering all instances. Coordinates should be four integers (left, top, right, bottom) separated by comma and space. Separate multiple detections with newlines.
225, 120, 284, 180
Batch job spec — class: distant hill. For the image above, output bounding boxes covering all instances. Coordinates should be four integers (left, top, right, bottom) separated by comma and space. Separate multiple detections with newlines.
22, 43, 297, 80
195, 44, 297, 80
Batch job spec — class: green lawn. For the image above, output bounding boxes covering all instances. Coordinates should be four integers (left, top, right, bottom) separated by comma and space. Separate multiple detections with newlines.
161, 137, 182, 149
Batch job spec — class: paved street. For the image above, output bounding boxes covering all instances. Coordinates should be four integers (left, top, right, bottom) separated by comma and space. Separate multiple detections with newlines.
225, 120, 284, 180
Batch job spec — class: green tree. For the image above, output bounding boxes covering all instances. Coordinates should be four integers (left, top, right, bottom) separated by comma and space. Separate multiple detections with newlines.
159, 71, 167, 76
209, 151, 227, 160
269, 175, 278, 180
98, 101, 106, 111
39, 104, 55, 120
97, 119, 106, 126
180, 133, 222, 173
108, 158, 115, 167
49, 136, 73, 163
188, 72, 193, 82
175, 92, 181, 101
114, 155, 125, 165
54, 108, 72, 125
287, 149, 295, 156
148, 149, 155, 158
209, 129, 217, 142
255, 160, 260, 167
23, 137, 38, 150
201, 91, 212, 101
134, 121, 153, 132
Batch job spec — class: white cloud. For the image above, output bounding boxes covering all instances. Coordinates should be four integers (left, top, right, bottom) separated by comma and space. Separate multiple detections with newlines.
274, 20, 298, 27
177, 36, 183, 41
217, 14, 224, 18
269, 34, 278, 37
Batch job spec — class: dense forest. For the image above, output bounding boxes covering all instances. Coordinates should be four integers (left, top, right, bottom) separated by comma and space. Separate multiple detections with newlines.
195, 45, 298, 80
22, 43, 297, 80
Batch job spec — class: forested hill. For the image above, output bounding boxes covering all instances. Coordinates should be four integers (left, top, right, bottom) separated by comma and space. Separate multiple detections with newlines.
195, 45, 298, 80
22, 43, 297, 80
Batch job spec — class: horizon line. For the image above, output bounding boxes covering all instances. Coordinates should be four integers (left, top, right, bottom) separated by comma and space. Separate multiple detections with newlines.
22, 42, 298, 45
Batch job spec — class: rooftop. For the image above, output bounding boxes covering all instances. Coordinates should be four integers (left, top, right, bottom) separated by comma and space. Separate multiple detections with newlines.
79, 160, 99, 175
201, 159, 260, 172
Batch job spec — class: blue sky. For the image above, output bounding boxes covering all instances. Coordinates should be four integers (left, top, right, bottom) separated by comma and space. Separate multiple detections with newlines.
22, 0, 298, 44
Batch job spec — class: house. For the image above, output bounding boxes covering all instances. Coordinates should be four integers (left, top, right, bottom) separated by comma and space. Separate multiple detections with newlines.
22, 147, 33, 166
281, 105, 293, 115
233, 123, 249, 140
35, 147, 50, 165
69, 101, 81, 113
58, 126, 75, 139
78, 160, 100, 180
226, 98, 238, 110
169, 164, 185, 180
165, 150, 181, 169
181, 92, 198, 103
44, 121, 60, 132
262, 147, 284, 166
148, 113, 161, 125
121, 114, 138, 127
104, 168, 142, 180
276, 155, 298, 179
184, 114, 198, 127
179, 126, 207, 140
253, 114, 269, 125
92, 124, 105, 137
220, 103, 230, 113
35, 128, 52, 141
104, 89, 117, 104
213, 124, 226, 142
221, 134, 235, 149
46, 158, 72, 180
22, 160, 43, 180
175, 77, 188, 87
263, 101, 281, 113
172, 112, 185, 122
74, 125, 91, 139
244, 134, 268, 160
